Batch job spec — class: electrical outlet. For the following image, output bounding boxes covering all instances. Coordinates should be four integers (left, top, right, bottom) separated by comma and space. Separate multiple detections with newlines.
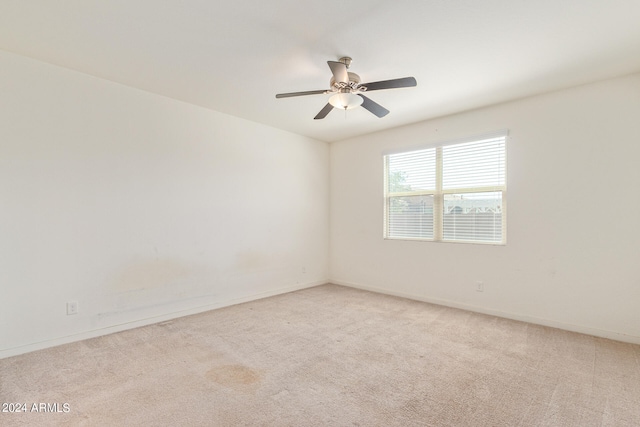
476, 281, 484, 292
67, 301, 78, 315
302, 266, 306, 274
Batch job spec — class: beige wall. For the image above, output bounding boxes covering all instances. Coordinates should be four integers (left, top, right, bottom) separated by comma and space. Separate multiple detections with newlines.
0, 51, 330, 357
330, 73, 640, 343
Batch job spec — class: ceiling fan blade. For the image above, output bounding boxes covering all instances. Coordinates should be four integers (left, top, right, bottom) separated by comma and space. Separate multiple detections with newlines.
358, 94, 389, 118
328, 61, 349, 84
276, 89, 328, 99
314, 103, 334, 120
361, 77, 417, 92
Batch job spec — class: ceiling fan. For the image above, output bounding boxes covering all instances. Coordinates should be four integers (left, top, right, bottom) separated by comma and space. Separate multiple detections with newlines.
275, 57, 417, 120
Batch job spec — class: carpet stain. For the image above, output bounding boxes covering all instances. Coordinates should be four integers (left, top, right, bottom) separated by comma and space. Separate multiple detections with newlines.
206, 364, 262, 391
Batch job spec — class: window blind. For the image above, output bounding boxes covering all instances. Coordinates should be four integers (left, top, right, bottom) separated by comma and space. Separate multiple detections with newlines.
384, 132, 507, 244
386, 148, 436, 239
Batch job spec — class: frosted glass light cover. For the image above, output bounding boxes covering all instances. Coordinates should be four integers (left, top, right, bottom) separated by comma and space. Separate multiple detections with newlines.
329, 93, 363, 109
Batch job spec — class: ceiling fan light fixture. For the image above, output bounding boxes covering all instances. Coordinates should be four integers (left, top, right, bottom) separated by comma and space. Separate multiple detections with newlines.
329, 92, 363, 110
275, 57, 417, 119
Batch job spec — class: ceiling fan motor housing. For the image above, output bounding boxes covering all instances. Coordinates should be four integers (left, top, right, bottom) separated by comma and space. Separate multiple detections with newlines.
330, 72, 362, 92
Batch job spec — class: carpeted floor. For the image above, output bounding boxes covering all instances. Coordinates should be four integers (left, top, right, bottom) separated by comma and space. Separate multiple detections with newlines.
1, 284, 639, 426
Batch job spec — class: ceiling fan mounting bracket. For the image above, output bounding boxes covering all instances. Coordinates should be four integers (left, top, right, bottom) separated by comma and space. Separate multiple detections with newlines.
338, 56, 352, 68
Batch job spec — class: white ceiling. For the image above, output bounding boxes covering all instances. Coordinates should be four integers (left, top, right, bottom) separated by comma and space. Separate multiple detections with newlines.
2, 0, 640, 142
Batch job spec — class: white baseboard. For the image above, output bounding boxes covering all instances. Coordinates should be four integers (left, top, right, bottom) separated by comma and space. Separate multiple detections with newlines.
0, 280, 326, 360
331, 279, 640, 345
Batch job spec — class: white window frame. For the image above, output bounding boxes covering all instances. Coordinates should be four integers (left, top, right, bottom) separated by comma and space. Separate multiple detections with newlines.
383, 130, 508, 245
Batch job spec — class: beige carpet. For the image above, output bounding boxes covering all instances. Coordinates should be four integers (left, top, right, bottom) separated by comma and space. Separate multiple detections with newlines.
1, 284, 639, 426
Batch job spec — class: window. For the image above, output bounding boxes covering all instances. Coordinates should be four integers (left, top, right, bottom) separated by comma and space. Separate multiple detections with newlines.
384, 132, 507, 244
